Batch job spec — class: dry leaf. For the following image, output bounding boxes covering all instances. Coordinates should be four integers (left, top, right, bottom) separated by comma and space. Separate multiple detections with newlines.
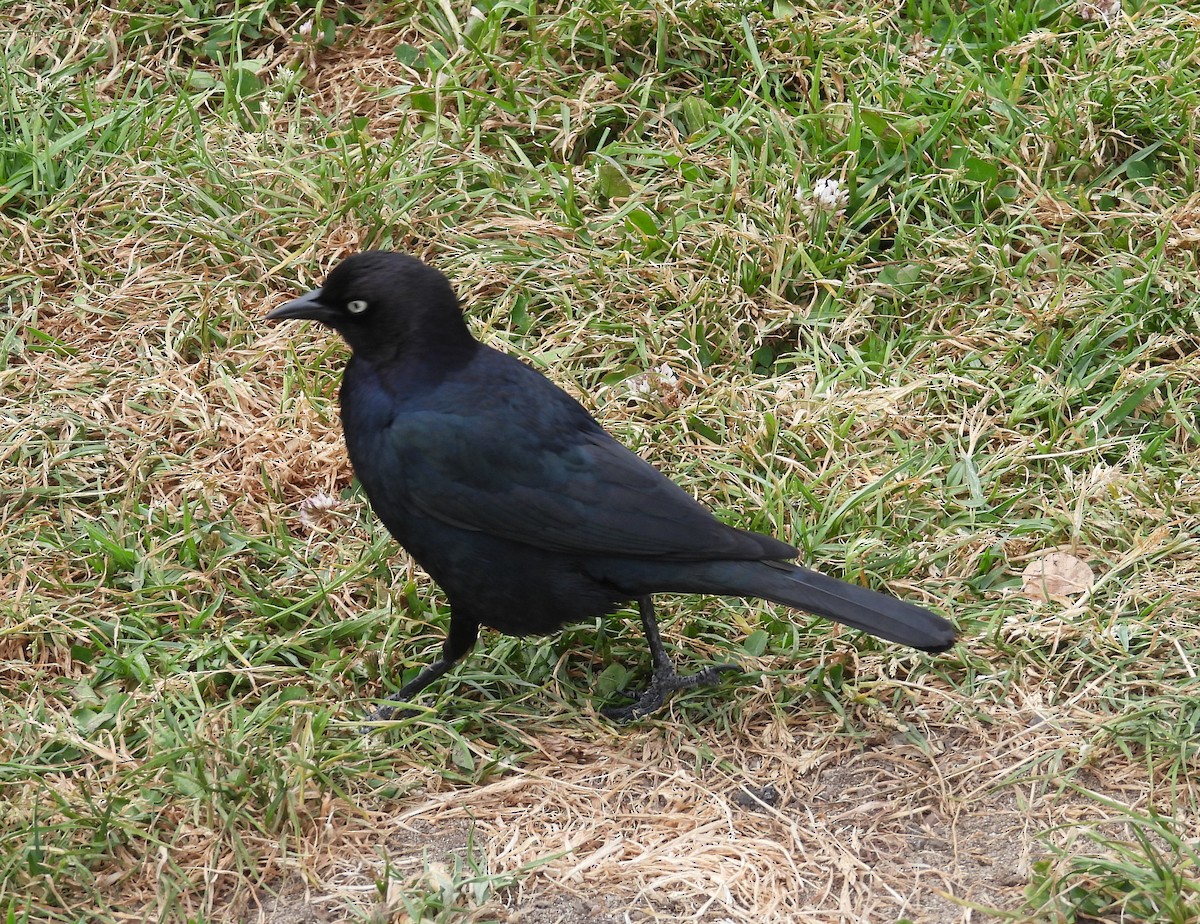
1021, 552, 1095, 602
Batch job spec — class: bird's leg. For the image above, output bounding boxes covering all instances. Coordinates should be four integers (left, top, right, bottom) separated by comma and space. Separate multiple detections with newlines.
362, 615, 479, 728
601, 596, 739, 722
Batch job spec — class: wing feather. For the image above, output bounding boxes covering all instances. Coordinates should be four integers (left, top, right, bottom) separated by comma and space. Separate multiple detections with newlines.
348, 347, 796, 562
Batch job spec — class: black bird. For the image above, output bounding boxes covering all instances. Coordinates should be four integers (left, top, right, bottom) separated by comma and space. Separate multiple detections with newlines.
268, 252, 955, 722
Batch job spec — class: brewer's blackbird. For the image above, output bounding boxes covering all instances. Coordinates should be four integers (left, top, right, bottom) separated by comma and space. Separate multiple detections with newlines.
268, 251, 955, 722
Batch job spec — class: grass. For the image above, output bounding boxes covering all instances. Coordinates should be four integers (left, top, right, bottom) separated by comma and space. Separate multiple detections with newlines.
2, 0, 1199, 920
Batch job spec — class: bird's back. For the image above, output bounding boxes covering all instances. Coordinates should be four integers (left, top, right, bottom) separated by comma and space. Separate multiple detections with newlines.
341, 343, 797, 565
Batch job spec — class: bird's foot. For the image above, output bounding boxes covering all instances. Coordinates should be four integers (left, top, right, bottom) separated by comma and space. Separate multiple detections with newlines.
360, 695, 418, 735
358, 654, 461, 735
601, 662, 739, 722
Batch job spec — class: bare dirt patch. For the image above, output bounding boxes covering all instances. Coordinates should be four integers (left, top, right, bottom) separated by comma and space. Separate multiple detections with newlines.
218, 682, 1189, 924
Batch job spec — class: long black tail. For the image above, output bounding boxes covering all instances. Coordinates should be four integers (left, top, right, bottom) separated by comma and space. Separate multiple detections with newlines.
615, 558, 957, 652
725, 560, 956, 651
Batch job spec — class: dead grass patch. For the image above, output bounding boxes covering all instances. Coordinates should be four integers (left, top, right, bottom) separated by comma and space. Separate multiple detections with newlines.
213, 688, 1198, 923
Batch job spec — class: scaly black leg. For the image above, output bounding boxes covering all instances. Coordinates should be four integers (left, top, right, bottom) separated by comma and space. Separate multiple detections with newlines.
601, 596, 738, 722
362, 614, 479, 729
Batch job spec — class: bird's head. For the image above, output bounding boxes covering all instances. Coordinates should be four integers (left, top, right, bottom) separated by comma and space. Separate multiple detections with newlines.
267, 251, 474, 360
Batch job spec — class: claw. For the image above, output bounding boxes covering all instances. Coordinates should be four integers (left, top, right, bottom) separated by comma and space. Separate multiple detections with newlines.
360, 698, 418, 735
601, 661, 740, 722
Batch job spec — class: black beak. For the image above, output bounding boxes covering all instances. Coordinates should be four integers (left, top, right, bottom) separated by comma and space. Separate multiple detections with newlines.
267, 287, 335, 323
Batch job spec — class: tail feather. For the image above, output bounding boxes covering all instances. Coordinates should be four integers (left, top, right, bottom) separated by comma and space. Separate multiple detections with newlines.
612, 558, 957, 652
730, 560, 956, 651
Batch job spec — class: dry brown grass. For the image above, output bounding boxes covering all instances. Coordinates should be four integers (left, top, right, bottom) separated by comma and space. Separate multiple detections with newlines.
229, 688, 1196, 923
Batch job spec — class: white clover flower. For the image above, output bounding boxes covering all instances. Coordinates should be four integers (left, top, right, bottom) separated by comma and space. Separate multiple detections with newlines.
813, 177, 848, 211
298, 492, 342, 531
623, 364, 683, 406
798, 176, 849, 218
1078, 0, 1120, 24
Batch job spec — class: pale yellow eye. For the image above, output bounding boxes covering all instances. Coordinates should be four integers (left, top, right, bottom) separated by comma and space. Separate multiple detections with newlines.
346, 299, 369, 314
